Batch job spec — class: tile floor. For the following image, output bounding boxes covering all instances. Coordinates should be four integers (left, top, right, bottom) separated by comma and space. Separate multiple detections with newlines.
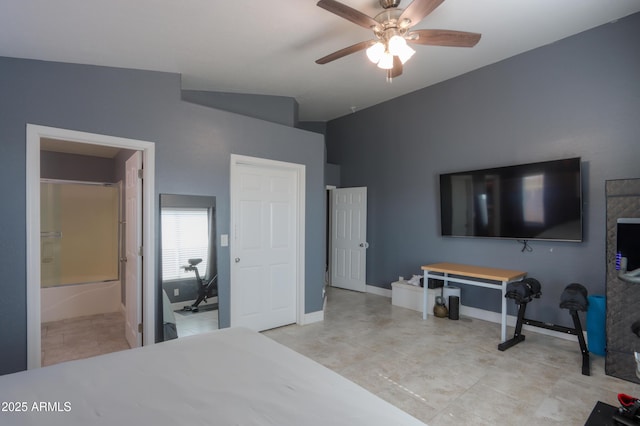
264, 287, 640, 426
42, 306, 220, 366
173, 306, 219, 337
41, 311, 130, 366
40, 288, 640, 424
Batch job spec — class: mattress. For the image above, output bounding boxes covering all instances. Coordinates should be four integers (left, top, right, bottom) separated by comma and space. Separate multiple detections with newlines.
0, 327, 426, 425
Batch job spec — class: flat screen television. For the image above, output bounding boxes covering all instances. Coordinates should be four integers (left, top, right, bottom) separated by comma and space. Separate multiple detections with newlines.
439, 158, 583, 242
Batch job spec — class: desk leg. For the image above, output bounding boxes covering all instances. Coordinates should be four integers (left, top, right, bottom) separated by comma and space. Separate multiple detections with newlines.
423, 270, 428, 320
501, 280, 507, 342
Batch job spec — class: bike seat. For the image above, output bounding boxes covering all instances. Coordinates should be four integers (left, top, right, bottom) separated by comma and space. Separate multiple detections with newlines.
188, 258, 202, 266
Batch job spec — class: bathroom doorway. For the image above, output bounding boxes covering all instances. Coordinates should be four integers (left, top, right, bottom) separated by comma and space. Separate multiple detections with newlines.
26, 124, 156, 369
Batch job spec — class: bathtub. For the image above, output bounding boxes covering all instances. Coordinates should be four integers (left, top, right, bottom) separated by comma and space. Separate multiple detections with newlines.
41, 281, 122, 323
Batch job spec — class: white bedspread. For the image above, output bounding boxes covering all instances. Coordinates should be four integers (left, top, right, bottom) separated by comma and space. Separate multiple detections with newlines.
0, 327, 426, 425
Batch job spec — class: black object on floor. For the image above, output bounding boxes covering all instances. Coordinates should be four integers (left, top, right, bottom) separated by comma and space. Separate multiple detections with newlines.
448, 295, 459, 320
585, 401, 619, 426
498, 279, 591, 376
585, 400, 640, 426
175, 302, 218, 316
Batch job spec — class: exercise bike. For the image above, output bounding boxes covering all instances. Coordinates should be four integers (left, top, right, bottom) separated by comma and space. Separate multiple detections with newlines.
182, 258, 218, 312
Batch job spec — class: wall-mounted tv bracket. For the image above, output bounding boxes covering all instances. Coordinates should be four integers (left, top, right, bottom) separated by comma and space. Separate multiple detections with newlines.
498, 278, 590, 376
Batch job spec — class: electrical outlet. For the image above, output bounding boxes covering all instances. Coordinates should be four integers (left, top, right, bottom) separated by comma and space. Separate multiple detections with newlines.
174, 288, 179, 297
221, 234, 229, 247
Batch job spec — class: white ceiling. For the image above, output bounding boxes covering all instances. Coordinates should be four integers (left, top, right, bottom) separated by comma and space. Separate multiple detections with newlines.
1, 0, 639, 122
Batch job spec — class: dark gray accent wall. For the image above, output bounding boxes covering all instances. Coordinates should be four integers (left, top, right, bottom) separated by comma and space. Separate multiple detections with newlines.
326, 13, 640, 327
298, 121, 327, 135
0, 57, 324, 375
181, 90, 299, 127
325, 163, 341, 187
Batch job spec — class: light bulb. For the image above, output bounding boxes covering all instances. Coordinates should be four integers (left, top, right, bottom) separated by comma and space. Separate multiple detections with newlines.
388, 35, 407, 56
377, 52, 394, 70
397, 44, 416, 64
366, 42, 385, 64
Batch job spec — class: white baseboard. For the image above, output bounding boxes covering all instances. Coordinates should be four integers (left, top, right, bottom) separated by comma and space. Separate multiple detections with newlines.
366, 285, 392, 298
301, 310, 324, 325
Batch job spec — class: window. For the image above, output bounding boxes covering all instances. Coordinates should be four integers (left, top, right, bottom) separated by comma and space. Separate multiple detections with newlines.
161, 207, 210, 281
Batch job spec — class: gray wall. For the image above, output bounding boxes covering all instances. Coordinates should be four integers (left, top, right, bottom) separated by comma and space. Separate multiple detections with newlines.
0, 57, 325, 375
181, 90, 299, 127
298, 121, 327, 135
326, 13, 640, 326
325, 163, 341, 187
41, 151, 116, 182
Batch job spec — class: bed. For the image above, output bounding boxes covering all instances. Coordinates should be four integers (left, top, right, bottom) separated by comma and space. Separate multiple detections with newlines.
0, 327, 427, 425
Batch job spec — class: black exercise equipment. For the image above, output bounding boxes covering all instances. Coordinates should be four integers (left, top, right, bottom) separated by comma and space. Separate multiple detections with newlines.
182, 258, 218, 313
498, 279, 591, 376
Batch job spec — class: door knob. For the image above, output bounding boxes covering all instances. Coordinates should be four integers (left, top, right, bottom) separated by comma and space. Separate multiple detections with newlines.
359, 242, 370, 248
235, 257, 240, 263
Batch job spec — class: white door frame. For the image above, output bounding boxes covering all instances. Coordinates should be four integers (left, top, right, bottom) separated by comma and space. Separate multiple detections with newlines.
229, 154, 306, 327
26, 124, 156, 369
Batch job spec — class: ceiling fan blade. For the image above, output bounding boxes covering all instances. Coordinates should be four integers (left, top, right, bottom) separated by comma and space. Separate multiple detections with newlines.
317, 0, 379, 30
389, 56, 403, 78
399, 0, 445, 26
316, 40, 373, 64
408, 29, 481, 47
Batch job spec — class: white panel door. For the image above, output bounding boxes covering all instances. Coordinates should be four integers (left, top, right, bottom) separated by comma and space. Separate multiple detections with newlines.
330, 187, 367, 292
124, 152, 142, 348
231, 162, 297, 331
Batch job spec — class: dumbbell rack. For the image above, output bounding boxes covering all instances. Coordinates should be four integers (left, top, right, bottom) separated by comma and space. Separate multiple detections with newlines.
498, 281, 590, 376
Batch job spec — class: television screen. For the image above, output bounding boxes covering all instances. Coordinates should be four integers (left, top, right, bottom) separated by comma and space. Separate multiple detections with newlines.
439, 158, 582, 241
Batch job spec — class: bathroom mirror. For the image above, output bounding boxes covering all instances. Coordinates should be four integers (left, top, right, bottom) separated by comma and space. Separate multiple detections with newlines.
159, 194, 218, 341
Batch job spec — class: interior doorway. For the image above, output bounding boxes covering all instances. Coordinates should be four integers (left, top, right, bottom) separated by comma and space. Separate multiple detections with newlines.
329, 187, 368, 292
26, 124, 156, 369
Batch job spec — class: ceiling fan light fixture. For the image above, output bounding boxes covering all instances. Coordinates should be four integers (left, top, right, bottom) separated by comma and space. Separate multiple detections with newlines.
397, 44, 416, 64
366, 42, 385, 64
377, 51, 394, 69
388, 34, 407, 55
315, 0, 482, 79
388, 34, 415, 64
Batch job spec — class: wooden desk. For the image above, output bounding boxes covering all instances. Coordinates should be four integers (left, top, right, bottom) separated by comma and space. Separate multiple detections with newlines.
422, 262, 527, 342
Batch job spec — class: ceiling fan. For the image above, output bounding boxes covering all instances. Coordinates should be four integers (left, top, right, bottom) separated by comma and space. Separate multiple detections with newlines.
315, 0, 481, 80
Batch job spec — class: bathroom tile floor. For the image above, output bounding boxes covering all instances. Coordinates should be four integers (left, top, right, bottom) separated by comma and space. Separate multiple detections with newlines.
41, 306, 220, 367
41, 311, 130, 367
264, 287, 640, 426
